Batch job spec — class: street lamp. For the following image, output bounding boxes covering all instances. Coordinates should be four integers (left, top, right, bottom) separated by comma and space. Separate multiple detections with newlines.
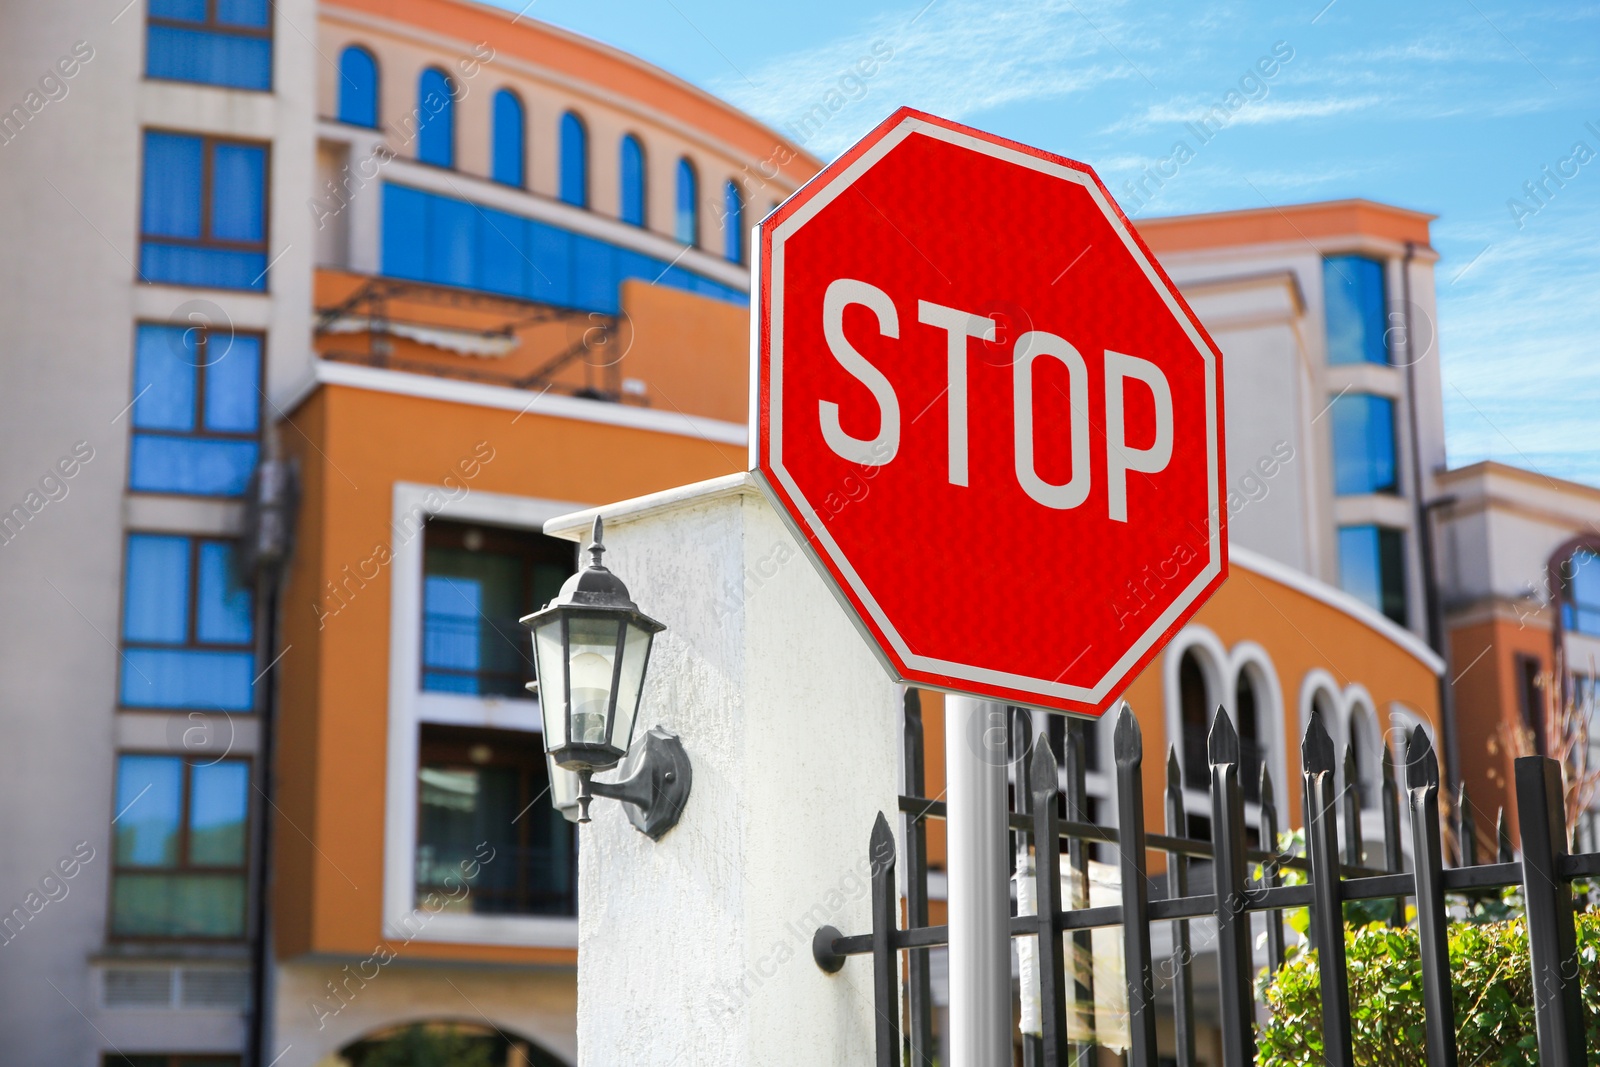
522, 516, 690, 839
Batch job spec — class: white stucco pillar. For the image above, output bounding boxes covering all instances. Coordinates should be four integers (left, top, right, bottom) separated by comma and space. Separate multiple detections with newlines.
544, 473, 902, 1067
943, 696, 1012, 1066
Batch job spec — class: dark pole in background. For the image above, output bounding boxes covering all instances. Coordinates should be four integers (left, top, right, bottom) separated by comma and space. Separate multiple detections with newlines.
1401, 240, 1459, 793
244, 458, 297, 1067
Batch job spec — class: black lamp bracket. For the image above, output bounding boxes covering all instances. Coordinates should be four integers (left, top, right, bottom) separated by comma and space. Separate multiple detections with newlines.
577, 726, 691, 841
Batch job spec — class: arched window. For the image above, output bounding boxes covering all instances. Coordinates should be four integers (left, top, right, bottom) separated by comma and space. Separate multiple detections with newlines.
1556, 544, 1600, 636
619, 135, 646, 226
559, 112, 587, 207
1236, 666, 1263, 803
491, 89, 525, 187
1178, 649, 1210, 787
1347, 704, 1379, 809
723, 180, 744, 262
675, 157, 698, 245
416, 68, 454, 168
337, 46, 378, 128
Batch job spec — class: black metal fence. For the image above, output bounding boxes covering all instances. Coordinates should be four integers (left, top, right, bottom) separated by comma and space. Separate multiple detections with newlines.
813, 691, 1600, 1066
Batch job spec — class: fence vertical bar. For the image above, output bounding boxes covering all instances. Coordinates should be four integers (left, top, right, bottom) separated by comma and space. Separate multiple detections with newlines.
1303, 707, 1355, 1067
1380, 745, 1404, 927
1404, 728, 1458, 1067
1495, 808, 1512, 864
1515, 755, 1585, 1063
1208, 709, 1256, 1067
1013, 709, 1045, 1067
1165, 749, 1196, 1067
1458, 784, 1478, 868
1064, 720, 1096, 1062
1342, 745, 1364, 868
1032, 741, 1070, 1067
901, 689, 934, 1067
1258, 765, 1286, 974
1112, 706, 1158, 1067
869, 812, 900, 1067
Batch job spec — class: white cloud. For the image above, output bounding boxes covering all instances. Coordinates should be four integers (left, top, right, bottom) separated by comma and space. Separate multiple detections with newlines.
713, 0, 1144, 156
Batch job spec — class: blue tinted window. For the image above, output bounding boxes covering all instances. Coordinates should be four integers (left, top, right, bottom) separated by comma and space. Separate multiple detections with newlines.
1330, 393, 1397, 495
112, 756, 250, 939
151, 0, 206, 18
140, 132, 269, 290
115, 755, 184, 867
417, 68, 454, 168
121, 534, 255, 711
492, 89, 525, 187
203, 334, 262, 432
133, 326, 198, 431
197, 541, 253, 643
1324, 255, 1388, 365
216, 0, 268, 26
131, 324, 260, 496
124, 535, 191, 643
1338, 525, 1407, 625
142, 133, 204, 239
675, 158, 697, 245
379, 183, 749, 314
559, 112, 587, 207
723, 180, 743, 263
620, 135, 646, 226
189, 762, 249, 864
338, 46, 379, 128
211, 143, 265, 242
146, 0, 271, 91
1561, 549, 1600, 636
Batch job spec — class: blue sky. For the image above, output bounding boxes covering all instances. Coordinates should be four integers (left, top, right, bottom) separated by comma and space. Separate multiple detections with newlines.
499, 0, 1600, 485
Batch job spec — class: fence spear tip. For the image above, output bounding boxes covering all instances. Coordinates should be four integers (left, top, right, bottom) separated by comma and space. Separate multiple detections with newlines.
1260, 764, 1275, 808
1302, 705, 1335, 775
1208, 705, 1239, 765
1403, 725, 1437, 791
1113, 703, 1142, 766
1166, 745, 1182, 791
1381, 742, 1396, 784
1030, 736, 1058, 796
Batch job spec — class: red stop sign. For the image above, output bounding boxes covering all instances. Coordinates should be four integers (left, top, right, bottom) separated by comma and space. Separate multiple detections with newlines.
753, 108, 1227, 716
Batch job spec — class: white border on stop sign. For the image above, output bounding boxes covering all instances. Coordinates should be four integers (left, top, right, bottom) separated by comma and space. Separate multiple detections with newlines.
752, 112, 1222, 711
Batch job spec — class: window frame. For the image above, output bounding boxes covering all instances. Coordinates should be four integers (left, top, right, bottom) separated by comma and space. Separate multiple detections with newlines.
108, 751, 254, 943
336, 44, 380, 128
491, 87, 526, 189
1336, 523, 1408, 626
674, 156, 698, 246
415, 724, 577, 918
145, 0, 273, 92
618, 133, 647, 227
1329, 391, 1399, 496
1322, 252, 1391, 366
138, 129, 272, 292
382, 482, 584, 949
723, 179, 744, 263
558, 111, 588, 208
118, 533, 257, 713
419, 520, 570, 699
126, 321, 264, 498
415, 67, 457, 169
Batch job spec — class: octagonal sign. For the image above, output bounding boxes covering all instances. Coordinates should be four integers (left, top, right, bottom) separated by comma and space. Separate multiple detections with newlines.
752, 108, 1227, 716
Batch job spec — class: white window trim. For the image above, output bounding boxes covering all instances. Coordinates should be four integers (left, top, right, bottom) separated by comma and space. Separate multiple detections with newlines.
1161, 626, 1288, 816
383, 481, 586, 948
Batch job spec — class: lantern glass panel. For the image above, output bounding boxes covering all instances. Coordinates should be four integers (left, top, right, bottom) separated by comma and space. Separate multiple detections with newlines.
610, 620, 653, 753
547, 753, 581, 822
532, 620, 567, 751
567, 614, 624, 746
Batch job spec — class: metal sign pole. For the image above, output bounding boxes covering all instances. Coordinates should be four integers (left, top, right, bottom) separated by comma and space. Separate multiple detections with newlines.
945, 695, 1012, 1066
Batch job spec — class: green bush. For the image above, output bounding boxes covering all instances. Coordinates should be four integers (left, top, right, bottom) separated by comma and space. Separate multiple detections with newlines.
1256, 911, 1600, 1065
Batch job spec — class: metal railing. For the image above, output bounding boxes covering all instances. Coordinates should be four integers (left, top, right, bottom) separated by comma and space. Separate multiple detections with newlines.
814, 691, 1600, 1066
